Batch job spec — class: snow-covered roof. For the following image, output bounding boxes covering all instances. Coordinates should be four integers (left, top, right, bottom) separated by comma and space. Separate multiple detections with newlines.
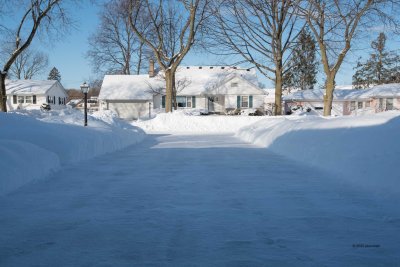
284, 84, 400, 101
99, 75, 158, 100
6, 79, 61, 95
99, 66, 261, 100
359, 83, 400, 98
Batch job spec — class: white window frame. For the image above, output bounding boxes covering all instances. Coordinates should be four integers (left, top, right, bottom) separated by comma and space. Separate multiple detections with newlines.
231, 82, 239, 87
350, 101, 356, 111
241, 96, 249, 108
25, 96, 32, 104
186, 96, 192, 108
17, 96, 24, 104
357, 101, 363, 109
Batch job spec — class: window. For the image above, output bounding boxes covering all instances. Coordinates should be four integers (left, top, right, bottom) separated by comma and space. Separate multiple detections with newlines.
379, 98, 383, 109
13, 95, 17, 104
365, 101, 370, 108
25, 96, 32, 103
237, 95, 253, 109
176, 96, 187, 107
386, 98, 394, 110
231, 82, 238, 87
241, 96, 249, 108
357, 102, 363, 109
187, 96, 192, 108
350, 101, 356, 111
17, 96, 24, 104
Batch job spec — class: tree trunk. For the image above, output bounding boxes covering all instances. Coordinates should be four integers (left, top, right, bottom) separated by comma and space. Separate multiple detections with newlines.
323, 75, 335, 116
165, 70, 173, 113
172, 77, 177, 110
0, 73, 7, 112
274, 66, 283, 116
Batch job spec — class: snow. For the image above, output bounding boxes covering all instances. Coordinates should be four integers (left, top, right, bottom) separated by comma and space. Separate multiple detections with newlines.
99, 75, 158, 100
133, 110, 267, 133
1, 104, 400, 265
6, 79, 61, 95
284, 83, 400, 101
237, 111, 400, 195
0, 134, 399, 266
99, 66, 260, 100
0, 109, 145, 195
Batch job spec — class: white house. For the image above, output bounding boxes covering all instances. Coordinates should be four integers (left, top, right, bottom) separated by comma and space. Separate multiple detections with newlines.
283, 83, 400, 115
6, 79, 68, 111
99, 64, 268, 120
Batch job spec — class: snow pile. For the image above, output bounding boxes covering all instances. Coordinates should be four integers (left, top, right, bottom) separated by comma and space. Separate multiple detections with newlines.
237, 111, 400, 194
0, 109, 145, 195
133, 110, 267, 133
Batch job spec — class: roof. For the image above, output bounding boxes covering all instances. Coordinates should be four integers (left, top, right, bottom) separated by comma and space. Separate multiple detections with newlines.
284, 84, 400, 101
99, 66, 262, 100
99, 75, 159, 100
6, 79, 61, 95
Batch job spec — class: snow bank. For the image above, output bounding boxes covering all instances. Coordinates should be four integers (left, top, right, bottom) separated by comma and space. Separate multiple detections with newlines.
133, 111, 267, 133
237, 112, 400, 194
0, 109, 145, 195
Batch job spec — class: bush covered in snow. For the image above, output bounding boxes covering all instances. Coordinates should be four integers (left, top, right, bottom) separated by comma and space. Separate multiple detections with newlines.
0, 109, 145, 195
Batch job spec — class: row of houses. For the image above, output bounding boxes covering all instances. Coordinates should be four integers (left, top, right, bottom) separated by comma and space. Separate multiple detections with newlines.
284, 84, 400, 116
2, 63, 400, 119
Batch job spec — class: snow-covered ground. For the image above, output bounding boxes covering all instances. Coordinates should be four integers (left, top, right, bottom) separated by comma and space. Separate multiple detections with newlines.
0, 109, 145, 195
237, 111, 400, 195
133, 111, 266, 133
1, 110, 399, 265
1, 134, 399, 266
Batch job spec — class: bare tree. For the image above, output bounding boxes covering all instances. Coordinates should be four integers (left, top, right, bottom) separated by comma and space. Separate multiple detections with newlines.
87, 0, 151, 75
0, 0, 72, 112
10, 48, 48, 79
128, 0, 210, 112
300, 0, 399, 116
209, 0, 302, 115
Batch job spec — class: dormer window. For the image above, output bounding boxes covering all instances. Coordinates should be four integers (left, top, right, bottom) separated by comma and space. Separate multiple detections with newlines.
231, 82, 238, 87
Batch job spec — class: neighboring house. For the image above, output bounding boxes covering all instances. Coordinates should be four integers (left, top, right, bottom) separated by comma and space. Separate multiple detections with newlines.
283, 83, 400, 115
99, 63, 267, 120
6, 79, 68, 111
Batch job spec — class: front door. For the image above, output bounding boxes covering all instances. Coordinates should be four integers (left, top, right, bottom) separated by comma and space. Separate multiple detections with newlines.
207, 95, 225, 113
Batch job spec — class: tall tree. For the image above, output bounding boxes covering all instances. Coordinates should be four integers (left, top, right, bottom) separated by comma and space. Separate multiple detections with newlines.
352, 32, 399, 88
128, 0, 210, 113
0, 0, 72, 112
300, 0, 399, 116
10, 48, 48, 79
48, 67, 61, 82
87, 0, 150, 75
283, 28, 318, 92
210, 0, 303, 115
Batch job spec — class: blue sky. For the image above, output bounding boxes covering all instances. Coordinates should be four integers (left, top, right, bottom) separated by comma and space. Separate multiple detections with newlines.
4, 1, 400, 89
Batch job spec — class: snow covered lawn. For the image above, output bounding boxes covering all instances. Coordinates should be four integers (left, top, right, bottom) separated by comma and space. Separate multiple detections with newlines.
237, 111, 400, 195
0, 109, 145, 195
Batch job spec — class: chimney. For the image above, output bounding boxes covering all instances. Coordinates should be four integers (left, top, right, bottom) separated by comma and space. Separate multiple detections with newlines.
149, 59, 155, 78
